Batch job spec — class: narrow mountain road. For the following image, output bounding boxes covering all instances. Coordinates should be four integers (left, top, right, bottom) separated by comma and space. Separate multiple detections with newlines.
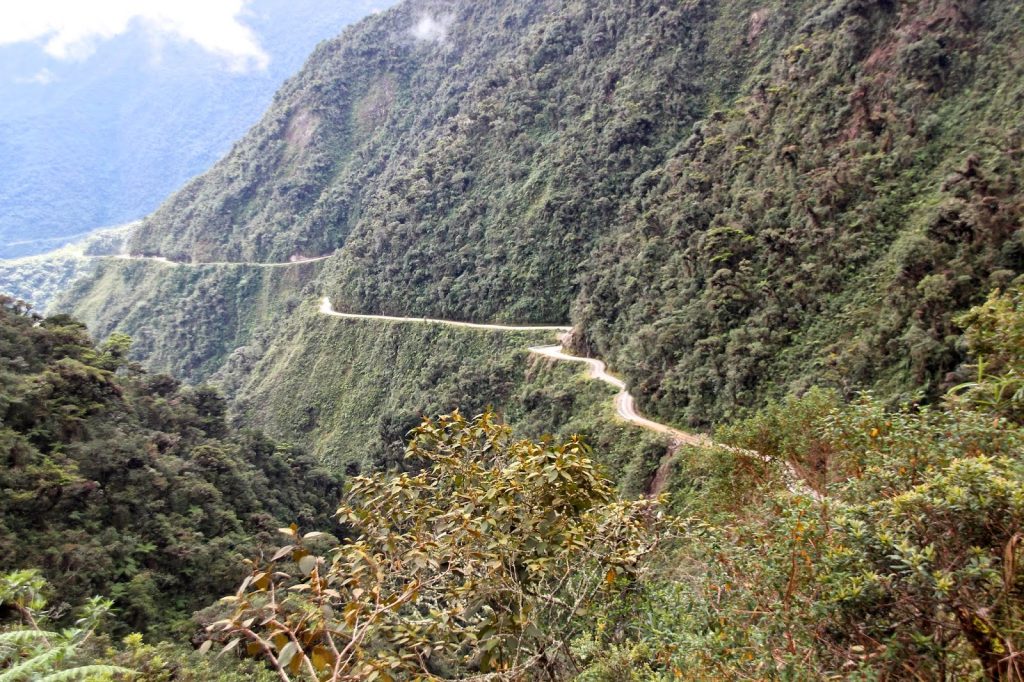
319, 297, 571, 332
106, 256, 821, 500
526, 342, 818, 498
110, 253, 332, 267
528, 344, 710, 448
320, 298, 821, 499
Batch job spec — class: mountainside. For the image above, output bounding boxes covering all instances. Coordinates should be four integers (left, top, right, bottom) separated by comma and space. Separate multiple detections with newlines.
0, 0, 392, 258
226, 301, 668, 493
11, 1, 1024, 677
63, 0, 1024, 432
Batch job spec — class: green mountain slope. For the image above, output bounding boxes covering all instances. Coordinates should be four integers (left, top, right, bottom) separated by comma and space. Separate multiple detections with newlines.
61, 0, 1024, 434
574, 0, 1024, 424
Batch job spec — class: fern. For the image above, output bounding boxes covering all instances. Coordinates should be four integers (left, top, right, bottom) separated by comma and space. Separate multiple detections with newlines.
0, 643, 71, 682
0, 630, 59, 663
38, 665, 135, 681
0, 630, 60, 645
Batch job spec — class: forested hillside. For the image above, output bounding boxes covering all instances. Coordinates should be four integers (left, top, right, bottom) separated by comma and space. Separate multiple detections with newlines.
4, 289, 1023, 680
575, 0, 1024, 424
0, 296, 341, 636
62, 0, 1024, 431
10, 0, 1022, 678
227, 301, 668, 494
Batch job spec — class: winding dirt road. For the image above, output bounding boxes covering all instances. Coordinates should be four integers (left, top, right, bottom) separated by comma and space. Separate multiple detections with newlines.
524, 343, 822, 497
110, 254, 332, 268
528, 344, 711, 448
107, 255, 820, 499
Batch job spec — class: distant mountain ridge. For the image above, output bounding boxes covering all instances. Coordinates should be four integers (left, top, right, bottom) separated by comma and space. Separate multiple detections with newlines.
0, 0, 393, 258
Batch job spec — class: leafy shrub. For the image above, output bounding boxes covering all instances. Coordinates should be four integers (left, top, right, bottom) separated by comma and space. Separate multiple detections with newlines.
211, 411, 678, 681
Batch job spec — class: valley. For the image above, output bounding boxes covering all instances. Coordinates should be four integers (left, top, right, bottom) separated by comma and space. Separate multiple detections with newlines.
1, 0, 1022, 679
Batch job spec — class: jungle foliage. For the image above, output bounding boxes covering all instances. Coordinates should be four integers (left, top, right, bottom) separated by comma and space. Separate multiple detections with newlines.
209, 411, 677, 681
0, 569, 276, 681
0, 296, 342, 636
23, 0, 1024, 677
227, 301, 669, 494
571, 288, 1024, 681
1, 288, 1021, 680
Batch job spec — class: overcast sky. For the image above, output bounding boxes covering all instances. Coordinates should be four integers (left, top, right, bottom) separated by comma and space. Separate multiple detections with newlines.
0, 0, 270, 71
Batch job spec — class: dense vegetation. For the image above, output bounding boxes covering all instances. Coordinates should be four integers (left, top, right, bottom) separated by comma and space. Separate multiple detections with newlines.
2, 288, 1022, 679
229, 301, 668, 493
575, 0, 1024, 424
209, 412, 675, 680
0, 296, 342, 637
203, 288, 1024, 680
7, 0, 1021, 678
565, 285, 1024, 680
60, 0, 1024, 432
63, 257, 324, 381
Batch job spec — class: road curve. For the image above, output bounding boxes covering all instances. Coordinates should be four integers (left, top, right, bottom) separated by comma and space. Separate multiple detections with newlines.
322, 298, 818, 498
528, 344, 711, 447
526, 344, 819, 498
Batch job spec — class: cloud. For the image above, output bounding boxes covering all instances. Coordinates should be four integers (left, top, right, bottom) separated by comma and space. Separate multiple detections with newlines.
409, 14, 451, 43
15, 68, 57, 85
0, 0, 269, 71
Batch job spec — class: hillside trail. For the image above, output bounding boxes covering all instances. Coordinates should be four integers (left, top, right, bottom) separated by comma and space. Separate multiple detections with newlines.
321, 298, 819, 499
109, 253, 332, 267
319, 296, 571, 332
102, 255, 821, 500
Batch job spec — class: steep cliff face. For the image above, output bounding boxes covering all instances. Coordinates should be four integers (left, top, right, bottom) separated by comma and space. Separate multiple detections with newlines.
63, 0, 1024, 429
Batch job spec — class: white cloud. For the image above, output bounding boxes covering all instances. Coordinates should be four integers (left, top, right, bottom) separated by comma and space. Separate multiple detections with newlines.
0, 0, 269, 71
409, 14, 450, 43
15, 68, 57, 85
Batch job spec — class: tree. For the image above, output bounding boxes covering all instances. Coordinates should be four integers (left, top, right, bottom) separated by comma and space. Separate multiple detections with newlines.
211, 411, 677, 681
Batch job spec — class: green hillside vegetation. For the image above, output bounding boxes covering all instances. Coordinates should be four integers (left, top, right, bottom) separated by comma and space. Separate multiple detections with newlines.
13, 0, 1023, 677
64, 257, 322, 381
63, 261, 668, 489
205, 287, 1022, 680
575, 0, 1024, 425
61, 0, 1024, 433
1, 288, 1022, 680
0, 296, 341, 638
229, 300, 668, 493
